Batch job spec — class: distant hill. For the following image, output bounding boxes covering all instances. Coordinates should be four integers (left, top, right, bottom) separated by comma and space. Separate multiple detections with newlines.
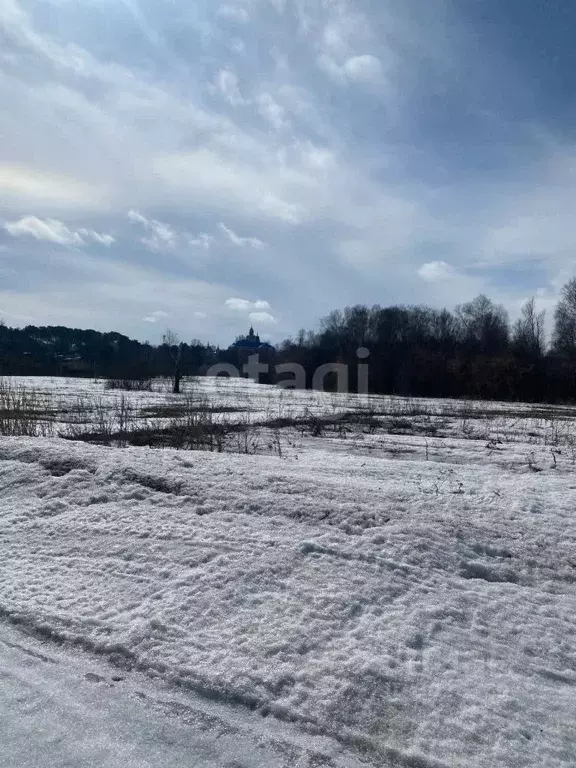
0, 323, 216, 378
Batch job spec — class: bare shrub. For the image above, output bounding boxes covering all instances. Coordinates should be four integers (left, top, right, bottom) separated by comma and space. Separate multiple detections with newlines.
165, 393, 226, 452
60, 394, 135, 446
105, 377, 152, 392
59, 395, 95, 440
0, 380, 54, 437
231, 411, 260, 454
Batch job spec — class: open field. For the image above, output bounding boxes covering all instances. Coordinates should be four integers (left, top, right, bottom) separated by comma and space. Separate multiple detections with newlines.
5, 375, 576, 463
1, 377, 576, 767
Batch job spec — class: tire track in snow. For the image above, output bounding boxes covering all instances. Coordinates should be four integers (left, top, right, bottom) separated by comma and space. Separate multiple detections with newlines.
1, 438, 576, 767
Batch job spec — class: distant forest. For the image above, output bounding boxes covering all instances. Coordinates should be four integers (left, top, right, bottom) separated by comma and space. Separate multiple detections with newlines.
4, 278, 576, 403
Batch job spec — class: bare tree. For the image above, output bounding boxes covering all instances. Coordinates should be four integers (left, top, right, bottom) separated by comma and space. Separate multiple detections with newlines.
553, 278, 576, 356
163, 329, 183, 394
455, 294, 510, 356
513, 297, 546, 358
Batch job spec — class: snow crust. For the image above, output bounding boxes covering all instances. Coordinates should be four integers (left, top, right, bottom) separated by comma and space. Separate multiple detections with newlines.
0, 622, 363, 768
1, 380, 576, 766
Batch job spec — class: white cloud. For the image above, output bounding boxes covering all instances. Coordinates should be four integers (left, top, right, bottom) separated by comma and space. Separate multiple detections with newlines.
189, 233, 215, 250
417, 261, 456, 283
126, 211, 148, 227
249, 310, 276, 325
217, 5, 250, 23
301, 144, 336, 171
320, 53, 385, 86
78, 229, 116, 246
128, 210, 212, 255
0, 164, 108, 212
194, 311, 207, 319
229, 38, 246, 54
343, 55, 383, 84
226, 297, 251, 311
257, 93, 287, 130
226, 297, 271, 312
219, 223, 265, 249
216, 69, 247, 107
311, 0, 390, 89
143, 310, 170, 323
128, 210, 177, 251
4, 216, 82, 245
3, 215, 114, 247
152, 149, 307, 225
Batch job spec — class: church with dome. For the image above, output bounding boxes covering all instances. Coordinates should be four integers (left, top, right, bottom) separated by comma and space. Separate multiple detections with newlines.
230, 327, 275, 370
232, 326, 268, 351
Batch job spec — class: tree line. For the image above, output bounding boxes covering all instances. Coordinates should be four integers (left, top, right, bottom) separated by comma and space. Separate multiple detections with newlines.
0, 323, 216, 382
3, 278, 576, 402
276, 280, 576, 402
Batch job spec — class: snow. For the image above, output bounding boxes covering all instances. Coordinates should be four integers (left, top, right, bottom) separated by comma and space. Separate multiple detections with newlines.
1, 379, 576, 766
0, 622, 362, 768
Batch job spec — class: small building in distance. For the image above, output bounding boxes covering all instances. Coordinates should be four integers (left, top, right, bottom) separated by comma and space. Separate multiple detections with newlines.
232, 326, 269, 351
231, 327, 275, 379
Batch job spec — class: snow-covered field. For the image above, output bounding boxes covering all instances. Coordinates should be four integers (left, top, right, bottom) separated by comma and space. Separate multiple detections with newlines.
1, 377, 576, 767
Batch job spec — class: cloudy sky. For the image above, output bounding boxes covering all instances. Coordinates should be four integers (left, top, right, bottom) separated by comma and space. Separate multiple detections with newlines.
1, 0, 576, 345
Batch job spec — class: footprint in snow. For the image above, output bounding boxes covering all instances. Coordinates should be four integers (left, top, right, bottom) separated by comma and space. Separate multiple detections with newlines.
84, 672, 107, 683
